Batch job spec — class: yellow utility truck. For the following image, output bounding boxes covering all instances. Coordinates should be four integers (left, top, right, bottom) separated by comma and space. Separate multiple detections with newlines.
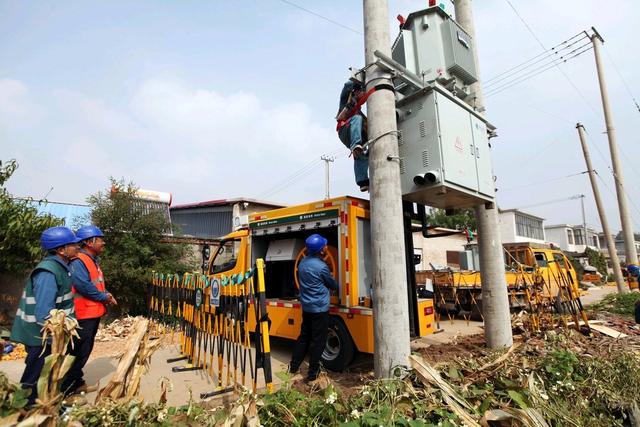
425, 243, 580, 316
206, 196, 435, 370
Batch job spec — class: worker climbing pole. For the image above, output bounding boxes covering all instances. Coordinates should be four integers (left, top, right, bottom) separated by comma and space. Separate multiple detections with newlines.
148, 259, 273, 397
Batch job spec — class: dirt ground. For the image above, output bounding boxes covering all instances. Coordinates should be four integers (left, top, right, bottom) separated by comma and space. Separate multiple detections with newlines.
0, 285, 634, 407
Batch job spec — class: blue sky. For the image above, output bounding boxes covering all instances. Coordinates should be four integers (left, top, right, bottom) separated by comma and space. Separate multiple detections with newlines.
2, 0, 639, 233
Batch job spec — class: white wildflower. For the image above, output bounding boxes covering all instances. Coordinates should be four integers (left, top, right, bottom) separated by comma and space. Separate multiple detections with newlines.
325, 392, 337, 404
350, 409, 361, 419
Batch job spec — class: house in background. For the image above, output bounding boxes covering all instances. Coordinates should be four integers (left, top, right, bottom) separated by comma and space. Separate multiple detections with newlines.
26, 199, 92, 228
412, 227, 467, 271
498, 209, 546, 244
598, 232, 640, 264
170, 198, 285, 240
545, 224, 601, 253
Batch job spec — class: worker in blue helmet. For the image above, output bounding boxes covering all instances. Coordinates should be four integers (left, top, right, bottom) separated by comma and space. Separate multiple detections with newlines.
10, 226, 80, 405
289, 234, 338, 382
61, 225, 116, 397
336, 80, 370, 192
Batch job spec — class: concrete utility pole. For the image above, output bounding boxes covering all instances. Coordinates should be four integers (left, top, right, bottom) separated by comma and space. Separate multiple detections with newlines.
362, 0, 411, 378
590, 29, 638, 268
320, 155, 334, 199
454, 0, 513, 348
576, 123, 627, 294
579, 194, 587, 247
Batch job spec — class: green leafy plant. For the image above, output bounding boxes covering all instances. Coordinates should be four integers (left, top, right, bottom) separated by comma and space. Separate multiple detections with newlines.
585, 246, 608, 280
426, 208, 476, 232
0, 160, 63, 273
86, 178, 194, 316
588, 292, 640, 318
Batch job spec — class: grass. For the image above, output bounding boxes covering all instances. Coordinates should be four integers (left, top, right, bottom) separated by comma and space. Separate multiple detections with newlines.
2, 330, 639, 426
588, 291, 640, 318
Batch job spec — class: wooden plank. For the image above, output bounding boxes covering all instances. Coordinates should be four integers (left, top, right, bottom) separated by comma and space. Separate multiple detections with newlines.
590, 324, 628, 338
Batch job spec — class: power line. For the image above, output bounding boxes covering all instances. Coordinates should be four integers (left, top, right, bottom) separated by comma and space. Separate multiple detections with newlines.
515, 194, 583, 211
256, 147, 344, 199
504, 0, 600, 118
258, 159, 322, 199
499, 171, 588, 192
485, 44, 593, 97
595, 171, 640, 230
485, 41, 591, 91
485, 33, 587, 86
603, 45, 640, 113
275, 0, 362, 35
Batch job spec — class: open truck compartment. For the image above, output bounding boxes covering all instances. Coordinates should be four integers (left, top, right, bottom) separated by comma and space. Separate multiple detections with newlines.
250, 228, 340, 300
206, 196, 436, 371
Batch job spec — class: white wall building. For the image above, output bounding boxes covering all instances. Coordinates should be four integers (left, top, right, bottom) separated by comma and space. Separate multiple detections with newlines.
545, 224, 601, 253
412, 227, 468, 270
498, 209, 546, 244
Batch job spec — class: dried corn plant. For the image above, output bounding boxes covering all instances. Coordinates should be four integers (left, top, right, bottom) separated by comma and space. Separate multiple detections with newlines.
21, 309, 79, 426
96, 318, 164, 402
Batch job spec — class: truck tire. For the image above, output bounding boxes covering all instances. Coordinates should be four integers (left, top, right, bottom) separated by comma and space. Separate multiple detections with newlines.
322, 316, 356, 371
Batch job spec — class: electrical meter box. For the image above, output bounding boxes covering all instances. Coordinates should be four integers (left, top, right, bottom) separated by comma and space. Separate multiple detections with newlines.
265, 239, 305, 262
392, 6, 477, 96
397, 85, 494, 209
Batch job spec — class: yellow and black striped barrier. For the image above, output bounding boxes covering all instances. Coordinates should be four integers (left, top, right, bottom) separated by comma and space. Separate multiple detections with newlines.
148, 259, 273, 398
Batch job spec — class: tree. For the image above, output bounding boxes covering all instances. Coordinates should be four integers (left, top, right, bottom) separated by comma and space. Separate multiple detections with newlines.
585, 246, 608, 280
614, 230, 640, 242
426, 208, 476, 231
87, 178, 193, 316
0, 160, 63, 273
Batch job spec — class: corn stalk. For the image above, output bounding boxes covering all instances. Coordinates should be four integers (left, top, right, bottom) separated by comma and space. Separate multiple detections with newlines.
24, 309, 79, 426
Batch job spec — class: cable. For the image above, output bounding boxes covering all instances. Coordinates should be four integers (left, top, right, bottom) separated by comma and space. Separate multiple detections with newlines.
275, 0, 362, 35
485, 40, 591, 90
603, 45, 640, 113
504, 0, 600, 118
500, 171, 588, 192
258, 160, 322, 199
485, 44, 593, 97
595, 171, 640, 230
255, 147, 344, 199
514, 194, 582, 211
485, 33, 587, 86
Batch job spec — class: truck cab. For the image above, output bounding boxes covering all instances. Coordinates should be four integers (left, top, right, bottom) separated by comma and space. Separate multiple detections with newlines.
206, 196, 435, 370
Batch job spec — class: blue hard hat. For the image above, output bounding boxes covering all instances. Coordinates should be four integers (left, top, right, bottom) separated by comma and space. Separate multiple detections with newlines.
305, 234, 328, 255
40, 226, 81, 250
76, 225, 104, 241
628, 264, 639, 277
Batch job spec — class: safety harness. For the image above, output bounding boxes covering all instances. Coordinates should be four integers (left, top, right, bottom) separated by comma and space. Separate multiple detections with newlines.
336, 83, 395, 131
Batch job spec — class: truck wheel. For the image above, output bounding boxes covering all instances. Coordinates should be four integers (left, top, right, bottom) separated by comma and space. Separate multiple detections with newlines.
322, 316, 355, 371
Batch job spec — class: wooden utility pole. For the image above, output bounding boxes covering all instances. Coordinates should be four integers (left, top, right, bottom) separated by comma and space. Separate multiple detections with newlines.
576, 123, 627, 294
363, 0, 411, 378
590, 28, 638, 269
454, 0, 513, 348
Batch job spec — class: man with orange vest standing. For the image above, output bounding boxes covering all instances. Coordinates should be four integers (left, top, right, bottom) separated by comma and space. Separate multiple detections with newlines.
61, 225, 116, 396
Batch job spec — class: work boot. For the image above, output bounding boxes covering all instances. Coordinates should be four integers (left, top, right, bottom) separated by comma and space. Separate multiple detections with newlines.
359, 185, 369, 192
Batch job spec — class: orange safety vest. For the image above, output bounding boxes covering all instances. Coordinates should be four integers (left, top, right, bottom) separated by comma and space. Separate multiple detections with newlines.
73, 252, 107, 319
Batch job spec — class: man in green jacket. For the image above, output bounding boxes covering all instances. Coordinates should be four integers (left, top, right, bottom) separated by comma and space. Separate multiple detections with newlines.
10, 226, 80, 404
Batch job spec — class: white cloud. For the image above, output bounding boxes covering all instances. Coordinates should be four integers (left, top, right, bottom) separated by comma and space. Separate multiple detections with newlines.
0, 78, 42, 126
4, 77, 344, 205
